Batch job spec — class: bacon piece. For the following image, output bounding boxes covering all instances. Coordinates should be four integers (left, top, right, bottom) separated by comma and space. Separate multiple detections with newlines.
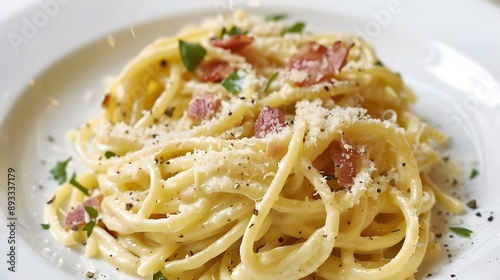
328, 140, 361, 189
210, 34, 254, 51
101, 93, 111, 108
286, 41, 353, 86
254, 107, 287, 138
195, 58, 234, 83
65, 195, 103, 228
187, 92, 221, 120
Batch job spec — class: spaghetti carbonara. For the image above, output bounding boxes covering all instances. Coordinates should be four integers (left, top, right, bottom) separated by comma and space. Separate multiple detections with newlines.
45, 11, 464, 279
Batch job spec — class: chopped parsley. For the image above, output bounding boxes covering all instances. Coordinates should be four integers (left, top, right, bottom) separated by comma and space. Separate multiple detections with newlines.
50, 157, 71, 184
85, 206, 98, 219
41, 223, 50, 230
265, 14, 288, 21
449, 226, 473, 238
179, 40, 207, 72
69, 173, 90, 196
153, 271, 167, 280
283, 21, 305, 35
264, 72, 279, 93
222, 70, 246, 94
470, 168, 479, 179
83, 220, 96, 237
220, 26, 244, 38
104, 151, 116, 159
374, 60, 385, 67
82, 206, 99, 237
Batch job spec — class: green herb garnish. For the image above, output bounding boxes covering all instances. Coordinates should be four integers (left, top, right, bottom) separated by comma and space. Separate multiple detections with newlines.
283, 21, 305, 35
50, 157, 71, 184
470, 168, 479, 179
374, 60, 385, 67
221, 70, 246, 94
265, 14, 288, 21
84, 206, 98, 219
82, 220, 96, 237
264, 72, 279, 93
104, 151, 116, 159
153, 271, 167, 280
41, 223, 50, 230
69, 173, 90, 196
179, 40, 207, 72
449, 226, 473, 238
82, 207, 99, 237
221, 26, 244, 38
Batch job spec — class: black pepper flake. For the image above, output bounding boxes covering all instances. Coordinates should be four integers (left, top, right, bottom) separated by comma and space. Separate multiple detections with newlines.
160, 60, 168, 67
228, 111, 233, 116
466, 199, 477, 209
402, 162, 406, 167
71, 225, 78, 231
165, 107, 175, 117
323, 85, 329, 91
488, 216, 494, 222
436, 233, 442, 238
125, 203, 133, 211
278, 237, 284, 243
46, 195, 56, 204
85, 271, 95, 278
476, 212, 482, 217
451, 274, 456, 278
253, 208, 259, 216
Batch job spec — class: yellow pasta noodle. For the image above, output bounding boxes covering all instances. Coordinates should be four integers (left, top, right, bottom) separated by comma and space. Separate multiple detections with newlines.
45, 11, 463, 279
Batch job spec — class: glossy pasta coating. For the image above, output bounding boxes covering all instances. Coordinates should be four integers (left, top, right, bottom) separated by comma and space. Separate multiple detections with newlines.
45, 11, 463, 280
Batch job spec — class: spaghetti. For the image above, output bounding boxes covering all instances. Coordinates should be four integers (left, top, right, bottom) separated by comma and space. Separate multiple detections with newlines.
45, 11, 463, 279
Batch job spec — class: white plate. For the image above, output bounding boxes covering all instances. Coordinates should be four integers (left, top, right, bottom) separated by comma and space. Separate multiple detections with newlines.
1, 0, 500, 279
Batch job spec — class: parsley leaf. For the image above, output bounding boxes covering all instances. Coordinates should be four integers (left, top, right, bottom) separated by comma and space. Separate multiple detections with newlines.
69, 173, 90, 196
50, 157, 71, 184
84, 206, 98, 219
104, 151, 116, 159
221, 70, 246, 94
470, 168, 479, 179
41, 223, 50, 230
153, 271, 167, 280
283, 21, 305, 35
265, 14, 288, 21
179, 40, 207, 72
82, 220, 96, 237
374, 60, 385, 67
220, 26, 244, 38
449, 226, 473, 238
264, 72, 279, 93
